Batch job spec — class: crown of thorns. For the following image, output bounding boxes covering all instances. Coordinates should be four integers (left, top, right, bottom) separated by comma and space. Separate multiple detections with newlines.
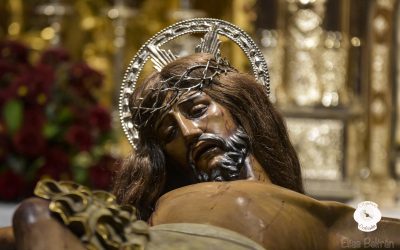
119, 18, 270, 148
132, 57, 235, 130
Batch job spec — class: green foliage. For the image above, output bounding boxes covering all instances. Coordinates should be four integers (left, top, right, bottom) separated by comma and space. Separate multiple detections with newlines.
2, 99, 23, 134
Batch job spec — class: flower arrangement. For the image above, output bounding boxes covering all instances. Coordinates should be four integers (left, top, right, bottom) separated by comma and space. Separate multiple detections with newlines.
0, 40, 118, 201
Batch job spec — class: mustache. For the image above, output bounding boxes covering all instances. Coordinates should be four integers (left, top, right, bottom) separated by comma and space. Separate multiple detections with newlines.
188, 127, 250, 182
196, 129, 249, 152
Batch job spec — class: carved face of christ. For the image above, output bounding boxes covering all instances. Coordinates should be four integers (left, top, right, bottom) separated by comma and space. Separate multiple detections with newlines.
155, 91, 269, 183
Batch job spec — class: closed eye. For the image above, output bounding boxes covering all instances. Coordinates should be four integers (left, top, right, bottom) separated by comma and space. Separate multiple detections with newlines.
188, 103, 208, 118
162, 125, 177, 143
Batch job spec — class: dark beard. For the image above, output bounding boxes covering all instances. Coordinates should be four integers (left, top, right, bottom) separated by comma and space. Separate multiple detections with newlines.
188, 127, 250, 182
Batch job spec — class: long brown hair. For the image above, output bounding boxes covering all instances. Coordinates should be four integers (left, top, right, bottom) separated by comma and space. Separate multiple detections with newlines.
113, 53, 303, 219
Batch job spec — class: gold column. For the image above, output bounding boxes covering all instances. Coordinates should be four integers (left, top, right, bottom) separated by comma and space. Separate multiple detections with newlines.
7, 0, 23, 38
231, 0, 257, 71
362, 0, 397, 207
284, 0, 326, 106
275, 0, 359, 200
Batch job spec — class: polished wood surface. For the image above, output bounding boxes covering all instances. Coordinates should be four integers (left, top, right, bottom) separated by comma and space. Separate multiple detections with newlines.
151, 180, 400, 250
12, 198, 85, 250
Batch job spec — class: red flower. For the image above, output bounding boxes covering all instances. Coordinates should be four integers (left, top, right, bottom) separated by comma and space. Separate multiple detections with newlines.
0, 132, 9, 162
40, 47, 70, 66
65, 125, 93, 151
13, 125, 46, 157
68, 63, 103, 101
46, 147, 70, 169
23, 106, 46, 129
0, 170, 26, 200
0, 60, 19, 82
0, 61, 21, 106
36, 147, 72, 181
89, 155, 117, 190
0, 40, 29, 64
11, 64, 54, 105
69, 63, 103, 88
89, 106, 111, 132
0, 41, 120, 199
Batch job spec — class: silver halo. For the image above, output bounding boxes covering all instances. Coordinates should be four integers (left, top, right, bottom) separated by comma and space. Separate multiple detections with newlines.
119, 18, 270, 149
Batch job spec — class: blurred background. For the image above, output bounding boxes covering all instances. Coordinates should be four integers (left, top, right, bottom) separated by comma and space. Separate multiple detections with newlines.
0, 0, 400, 226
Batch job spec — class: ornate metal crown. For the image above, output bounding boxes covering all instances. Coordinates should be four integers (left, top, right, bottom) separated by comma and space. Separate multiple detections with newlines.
119, 18, 270, 149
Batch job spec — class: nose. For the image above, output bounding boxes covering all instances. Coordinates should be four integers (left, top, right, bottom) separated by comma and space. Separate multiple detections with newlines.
173, 112, 202, 145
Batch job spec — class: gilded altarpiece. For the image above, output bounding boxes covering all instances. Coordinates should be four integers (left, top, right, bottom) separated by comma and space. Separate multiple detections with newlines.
3, 0, 400, 208
256, 0, 400, 207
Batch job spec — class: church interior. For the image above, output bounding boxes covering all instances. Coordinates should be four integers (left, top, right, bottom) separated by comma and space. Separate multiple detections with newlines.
1, 0, 400, 230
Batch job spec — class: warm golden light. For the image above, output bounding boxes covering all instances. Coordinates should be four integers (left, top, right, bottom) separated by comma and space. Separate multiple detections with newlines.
8, 22, 21, 36
351, 37, 361, 47
40, 27, 55, 40
81, 17, 96, 30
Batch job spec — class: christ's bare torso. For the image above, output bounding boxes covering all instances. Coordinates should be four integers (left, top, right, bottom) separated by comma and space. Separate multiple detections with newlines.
150, 181, 400, 250
3, 180, 400, 250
